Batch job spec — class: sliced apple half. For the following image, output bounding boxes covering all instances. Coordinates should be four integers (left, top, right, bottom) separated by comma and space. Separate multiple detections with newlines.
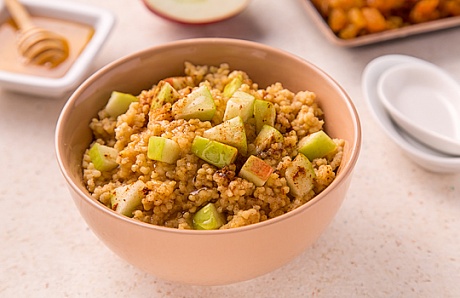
142, 0, 251, 25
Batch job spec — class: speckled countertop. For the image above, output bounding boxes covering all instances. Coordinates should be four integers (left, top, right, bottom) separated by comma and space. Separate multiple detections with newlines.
1, 0, 459, 297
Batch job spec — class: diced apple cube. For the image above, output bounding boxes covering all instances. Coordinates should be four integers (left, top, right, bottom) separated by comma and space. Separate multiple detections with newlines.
203, 116, 248, 156
298, 130, 337, 161
223, 91, 255, 121
111, 180, 146, 217
173, 85, 216, 121
239, 155, 274, 187
104, 91, 139, 117
147, 136, 181, 164
285, 153, 316, 198
88, 143, 118, 172
254, 99, 276, 133
222, 74, 243, 98
253, 125, 284, 154
151, 81, 180, 109
192, 202, 225, 230
191, 136, 238, 168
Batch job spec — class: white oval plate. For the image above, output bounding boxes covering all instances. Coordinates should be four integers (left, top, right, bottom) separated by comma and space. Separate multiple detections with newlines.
362, 54, 460, 173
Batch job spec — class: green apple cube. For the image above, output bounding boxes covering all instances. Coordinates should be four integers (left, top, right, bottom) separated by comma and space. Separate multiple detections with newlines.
254, 99, 276, 133
222, 74, 243, 98
223, 91, 255, 121
298, 130, 337, 161
192, 202, 225, 230
105, 91, 139, 117
253, 125, 284, 154
203, 116, 248, 156
174, 85, 216, 121
285, 153, 316, 198
88, 143, 118, 172
191, 136, 238, 168
111, 180, 146, 217
151, 81, 180, 109
239, 155, 274, 187
147, 136, 181, 164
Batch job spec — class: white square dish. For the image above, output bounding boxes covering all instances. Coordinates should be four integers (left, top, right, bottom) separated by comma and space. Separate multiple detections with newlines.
0, 0, 115, 97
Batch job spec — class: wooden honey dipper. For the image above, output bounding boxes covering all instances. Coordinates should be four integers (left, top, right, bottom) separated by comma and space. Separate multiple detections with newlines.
4, 0, 70, 67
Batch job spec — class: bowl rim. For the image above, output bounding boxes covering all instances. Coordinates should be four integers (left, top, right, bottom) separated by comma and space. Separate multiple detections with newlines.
55, 37, 362, 235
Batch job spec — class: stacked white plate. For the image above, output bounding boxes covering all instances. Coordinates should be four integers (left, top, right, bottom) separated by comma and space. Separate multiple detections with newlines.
362, 54, 460, 173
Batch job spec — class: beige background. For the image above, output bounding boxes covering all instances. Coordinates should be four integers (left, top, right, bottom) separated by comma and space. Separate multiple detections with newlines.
1, 0, 459, 297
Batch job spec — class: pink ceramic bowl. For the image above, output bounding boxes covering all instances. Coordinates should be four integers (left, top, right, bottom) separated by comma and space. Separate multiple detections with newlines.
55, 38, 361, 286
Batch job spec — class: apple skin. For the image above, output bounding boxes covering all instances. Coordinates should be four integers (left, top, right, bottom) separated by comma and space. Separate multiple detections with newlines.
254, 99, 276, 133
142, 0, 250, 25
238, 155, 274, 187
88, 143, 118, 172
105, 91, 139, 117
298, 130, 337, 161
147, 136, 181, 164
191, 136, 238, 168
192, 203, 225, 230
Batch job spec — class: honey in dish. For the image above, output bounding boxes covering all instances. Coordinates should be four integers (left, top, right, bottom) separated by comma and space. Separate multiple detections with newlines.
0, 16, 94, 78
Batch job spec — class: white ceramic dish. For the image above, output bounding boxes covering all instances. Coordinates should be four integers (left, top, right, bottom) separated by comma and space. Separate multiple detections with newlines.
377, 62, 460, 156
362, 54, 460, 173
302, 0, 460, 47
142, 0, 250, 24
0, 0, 115, 97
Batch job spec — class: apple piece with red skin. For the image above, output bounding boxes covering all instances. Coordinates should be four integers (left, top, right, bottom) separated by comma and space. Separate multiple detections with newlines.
238, 155, 274, 187
142, 0, 251, 25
